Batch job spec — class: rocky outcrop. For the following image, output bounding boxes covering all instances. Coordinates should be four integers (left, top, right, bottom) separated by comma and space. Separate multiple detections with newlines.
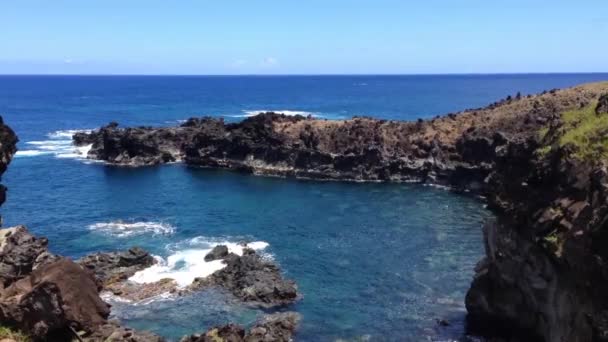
77, 247, 156, 288
0, 116, 17, 212
596, 94, 608, 115
204, 245, 229, 261
180, 312, 301, 342
0, 226, 57, 287
0, 258, 110, 340
191, 248, 299, 308
0, 226, 167, 341
81, 245, 299, 308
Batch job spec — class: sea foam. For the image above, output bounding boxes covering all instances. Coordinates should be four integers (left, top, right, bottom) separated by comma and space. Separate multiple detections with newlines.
129, 239, 269, 287
16, 129, 93, 160
88, 220, 176, 238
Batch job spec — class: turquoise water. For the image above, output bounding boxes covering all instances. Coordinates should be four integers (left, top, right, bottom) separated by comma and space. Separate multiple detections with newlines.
1, 74, 606, 340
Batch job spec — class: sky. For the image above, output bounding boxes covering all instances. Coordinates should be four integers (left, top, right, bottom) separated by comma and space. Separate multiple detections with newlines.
0, 0, 607, 75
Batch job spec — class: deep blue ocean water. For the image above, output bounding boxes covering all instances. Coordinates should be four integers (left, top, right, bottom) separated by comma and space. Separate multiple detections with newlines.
1, 74, 607, 341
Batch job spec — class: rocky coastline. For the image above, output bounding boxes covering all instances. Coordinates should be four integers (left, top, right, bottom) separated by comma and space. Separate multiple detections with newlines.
0, 81, 606, 340
0, 119, 300, 340
72, 81, 608, 341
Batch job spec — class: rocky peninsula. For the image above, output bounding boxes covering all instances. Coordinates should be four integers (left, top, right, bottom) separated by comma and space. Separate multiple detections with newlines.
71, 81, 608, 341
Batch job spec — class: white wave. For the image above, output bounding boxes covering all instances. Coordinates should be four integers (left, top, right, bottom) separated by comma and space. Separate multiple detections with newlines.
47, 129, 92, 139
18, 129, 93, 160
88, 220, 175, 238
15, 150, 53, 157
101, 291, 133, 304
129, 239, 269, 287
164, 119, 188, 125
101, 290, 175, 306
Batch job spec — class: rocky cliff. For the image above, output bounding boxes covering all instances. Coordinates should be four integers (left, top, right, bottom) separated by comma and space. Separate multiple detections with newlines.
74, 81, 608, 341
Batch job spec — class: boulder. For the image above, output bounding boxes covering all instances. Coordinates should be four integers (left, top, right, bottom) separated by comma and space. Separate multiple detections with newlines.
0, 226, 54, 287
0, 258, 110, 339
204, 245, 229, 261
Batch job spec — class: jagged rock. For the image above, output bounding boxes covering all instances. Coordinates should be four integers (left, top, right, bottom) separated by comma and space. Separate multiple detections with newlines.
596, 94, 608, 115
191, 249, 299, 308
106, 278, 178, 302
245, 312, 301, 342
0, 226, 53, 287
83, 320, 166, 342
0, 116, 17, 210
179, 312, 300, 342
180, 324, 245, 342
204, 245, 229, 261
78, 247, 156, 287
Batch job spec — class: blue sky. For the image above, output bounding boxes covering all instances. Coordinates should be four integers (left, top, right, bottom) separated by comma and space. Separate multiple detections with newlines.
1, 0, 606, 75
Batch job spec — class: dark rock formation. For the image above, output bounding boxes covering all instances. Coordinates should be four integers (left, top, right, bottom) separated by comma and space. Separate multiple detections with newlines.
0, 226, 56, 287
204, 245, 229, 261
83, 320, 166, 342
597, 94, 608, 115
179, 312, 300, 342
77, 247, 156, 288
191, 248, 299, 308
0, 116, 17, 212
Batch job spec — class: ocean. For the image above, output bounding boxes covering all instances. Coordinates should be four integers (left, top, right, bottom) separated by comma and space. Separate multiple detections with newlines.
1, 74, 607, 341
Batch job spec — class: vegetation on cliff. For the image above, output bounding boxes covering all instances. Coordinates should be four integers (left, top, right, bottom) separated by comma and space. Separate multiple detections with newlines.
0, 326, 30, 342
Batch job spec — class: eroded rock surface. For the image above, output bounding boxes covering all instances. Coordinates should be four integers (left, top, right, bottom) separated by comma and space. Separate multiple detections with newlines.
180, 312, 300, 342
191, 248, 299, 308
77, 247, 156, 288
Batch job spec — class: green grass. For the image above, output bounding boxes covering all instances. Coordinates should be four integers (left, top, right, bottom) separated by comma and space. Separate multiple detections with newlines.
542, 231, 564, 257
556, 101, 608, 160
535, 99, 608, 160
0, 326, 30, 342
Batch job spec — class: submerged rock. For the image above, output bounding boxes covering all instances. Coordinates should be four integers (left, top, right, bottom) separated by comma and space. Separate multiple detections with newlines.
180, 312, 300, 342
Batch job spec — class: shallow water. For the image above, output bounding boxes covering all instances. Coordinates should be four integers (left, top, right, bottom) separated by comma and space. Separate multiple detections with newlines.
2, 74, 606, 341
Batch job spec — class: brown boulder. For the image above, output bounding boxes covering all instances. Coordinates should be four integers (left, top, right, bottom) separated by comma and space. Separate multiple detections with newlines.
0, 258, 110, 339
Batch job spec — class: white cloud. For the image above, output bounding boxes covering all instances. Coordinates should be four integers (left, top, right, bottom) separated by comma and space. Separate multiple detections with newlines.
231, 59, 248, 67
63, 58, 84, 65
261, 57, 278, 67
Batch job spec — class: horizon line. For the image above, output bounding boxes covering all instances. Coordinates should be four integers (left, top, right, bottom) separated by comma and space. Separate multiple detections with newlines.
1, 72, 608, 77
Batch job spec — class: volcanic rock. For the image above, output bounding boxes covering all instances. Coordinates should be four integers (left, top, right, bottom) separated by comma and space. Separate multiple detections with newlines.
191, 248, 299, 308
77, 247, 156, 288
179, 312, 300, 342
204, 245, 229, 261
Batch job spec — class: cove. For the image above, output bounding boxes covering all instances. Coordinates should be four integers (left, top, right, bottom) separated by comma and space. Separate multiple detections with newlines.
3, 155, 491, 341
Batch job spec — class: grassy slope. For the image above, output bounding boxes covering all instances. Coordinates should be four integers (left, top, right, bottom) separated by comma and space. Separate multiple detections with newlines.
0, 326, 30, 341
